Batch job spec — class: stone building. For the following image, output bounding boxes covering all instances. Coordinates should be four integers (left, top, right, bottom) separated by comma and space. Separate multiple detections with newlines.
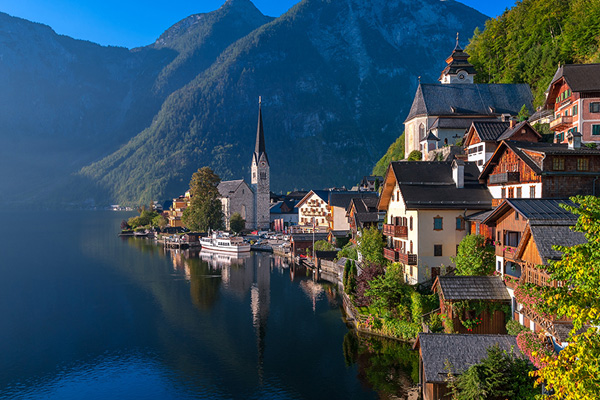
218, 100, 271, 230
404, 38, 534, 157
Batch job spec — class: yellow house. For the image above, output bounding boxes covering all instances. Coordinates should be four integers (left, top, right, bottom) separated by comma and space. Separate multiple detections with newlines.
378, 160, 492, 284
167, 190, 191, 228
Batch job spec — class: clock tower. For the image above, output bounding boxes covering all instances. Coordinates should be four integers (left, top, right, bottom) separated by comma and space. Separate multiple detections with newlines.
439, 33, 476, 84
251, 97, 270, 230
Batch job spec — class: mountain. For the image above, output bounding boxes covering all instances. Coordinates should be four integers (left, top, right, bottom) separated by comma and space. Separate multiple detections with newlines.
466, 0, 600, 106
78, 0, 487, 206
0, 0, 272, 205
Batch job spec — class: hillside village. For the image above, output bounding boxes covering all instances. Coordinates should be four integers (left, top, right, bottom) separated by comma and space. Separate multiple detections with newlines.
153, 36, 600, 399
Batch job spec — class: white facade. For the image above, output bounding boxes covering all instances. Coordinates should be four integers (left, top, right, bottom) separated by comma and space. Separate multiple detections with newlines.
467, 141, 496, 170
487, 183, 543, 199
296, 192, 329, 232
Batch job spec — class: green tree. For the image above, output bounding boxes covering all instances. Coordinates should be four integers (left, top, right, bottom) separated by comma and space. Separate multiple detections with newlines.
343, 259, 352, 289
448, 345, 538, 400
314, 240, 336, 251
452, 234, 495, 276
181, 167, 224, 232
517, 104, 530, 121
520, 196, 600, 399
229, 212, 245, 233
372, 133, 405, 176
407, 150, 422, 161
365, 263, 411, 314
358, 226, 386, 265
152, 214, 167, 230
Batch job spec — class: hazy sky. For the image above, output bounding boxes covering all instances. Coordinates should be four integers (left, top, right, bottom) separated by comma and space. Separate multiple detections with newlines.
0, 0, 516, 49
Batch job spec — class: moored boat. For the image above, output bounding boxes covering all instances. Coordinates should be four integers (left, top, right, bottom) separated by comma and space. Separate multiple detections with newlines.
200, 232, 251, 254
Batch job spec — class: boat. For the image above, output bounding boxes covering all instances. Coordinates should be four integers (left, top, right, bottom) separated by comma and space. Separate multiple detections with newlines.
200, 232, 251, 254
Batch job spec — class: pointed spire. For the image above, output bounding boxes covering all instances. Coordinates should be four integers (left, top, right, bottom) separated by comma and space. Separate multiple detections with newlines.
454, 32, 463, 51
254, 96, 268, 165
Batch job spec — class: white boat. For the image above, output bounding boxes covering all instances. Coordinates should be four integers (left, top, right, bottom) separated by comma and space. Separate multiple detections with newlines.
200, 232, 251, 254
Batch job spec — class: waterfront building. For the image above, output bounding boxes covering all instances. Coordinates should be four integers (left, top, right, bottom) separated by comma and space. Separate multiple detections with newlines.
404, 38, 534, 157
295, 190, 330, 233
378, 160, 492, 284
167, 190, 191, 227
544, 63, 600, 144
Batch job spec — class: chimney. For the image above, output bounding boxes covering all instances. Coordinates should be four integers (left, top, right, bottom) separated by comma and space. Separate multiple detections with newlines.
509, 119, 516, 129
567, 131, 582, 150
452, 159, 465, 189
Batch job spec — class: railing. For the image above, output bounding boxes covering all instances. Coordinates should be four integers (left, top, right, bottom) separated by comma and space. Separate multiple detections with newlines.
489, 172, 520, 184
495, 245, 518, 259
383, 224, 408, 238
398, 252, 418, 265
383, 247, 399, 262
549, 115, 573, 131
521, 263, 555, 287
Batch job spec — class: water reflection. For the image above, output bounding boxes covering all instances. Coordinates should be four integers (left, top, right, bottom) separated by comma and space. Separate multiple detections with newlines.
343, 332, 419, 400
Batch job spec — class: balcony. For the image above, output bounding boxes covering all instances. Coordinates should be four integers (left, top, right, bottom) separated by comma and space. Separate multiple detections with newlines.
383, 224, 408, 238
521, 263, 555, 287
489, 172, 520, 185
398, 251, 417, 265
384, 247, 399, 262
549, 115, 573, 131
495, 245, 518, 259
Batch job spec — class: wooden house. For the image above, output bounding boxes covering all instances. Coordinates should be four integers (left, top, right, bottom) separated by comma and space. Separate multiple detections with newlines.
479, 139, 600, 206
346, 196, 384, 242
415, 333, 520, 400
463, 120, 541, 170
434, 276, 511, 335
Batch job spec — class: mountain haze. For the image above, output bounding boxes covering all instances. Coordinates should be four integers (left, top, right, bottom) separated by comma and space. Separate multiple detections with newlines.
0, 0, 487, 206
79, 0, 487, 205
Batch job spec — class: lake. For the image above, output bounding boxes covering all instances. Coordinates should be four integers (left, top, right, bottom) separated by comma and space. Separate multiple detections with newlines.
0, 211, 416, 399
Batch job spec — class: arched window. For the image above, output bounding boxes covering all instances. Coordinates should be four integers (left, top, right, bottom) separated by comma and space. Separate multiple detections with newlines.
419, 124, 426, 140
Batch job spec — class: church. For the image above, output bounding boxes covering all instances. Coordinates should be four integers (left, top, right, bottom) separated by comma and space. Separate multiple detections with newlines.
218, 99, 271, 231
404, 36, 534, 157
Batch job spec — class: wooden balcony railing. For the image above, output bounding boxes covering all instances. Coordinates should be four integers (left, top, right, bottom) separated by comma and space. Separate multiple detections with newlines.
383, 224, 408, 238
398, 252, 418, 265
384, 247, 399, 262
521, 263, 555, 287
489, 172, 520, 184
549, 115, 573, 131
495, 245, 518, 259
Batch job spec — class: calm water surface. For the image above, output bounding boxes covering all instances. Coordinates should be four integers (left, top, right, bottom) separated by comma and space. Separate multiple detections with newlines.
0, 211, 416, 399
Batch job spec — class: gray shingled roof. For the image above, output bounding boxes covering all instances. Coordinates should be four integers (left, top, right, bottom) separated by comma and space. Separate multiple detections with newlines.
431, 117, 476, 130
418, 334, 521, 383
530, 225, 586, 264
507, 199, 577, 225
218, 179, 249, 198
329, 192, 378, 209
290, 233, 329, 242
471, 121, 511, 141
497, 121, 539, 141
405, 83, 534, 122
391, 161, 492, 210
437, 276, 511, 301
549, 64, 600, 93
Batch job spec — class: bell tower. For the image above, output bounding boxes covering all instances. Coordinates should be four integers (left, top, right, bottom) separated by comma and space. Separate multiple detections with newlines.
439, 33, 476, 84
251, 97, 270, 230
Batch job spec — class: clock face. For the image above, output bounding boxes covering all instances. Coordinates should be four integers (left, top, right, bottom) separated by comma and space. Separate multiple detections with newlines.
260, 161, 266, 167
457, 71, 467, 80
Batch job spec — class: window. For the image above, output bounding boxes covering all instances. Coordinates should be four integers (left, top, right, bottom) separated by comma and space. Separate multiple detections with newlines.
553, 157, 565, 171
260, 172, 266, 179
593, 125, 600, 136
434, 244, 443, 257
516, 187, 522, 198
456, 217, 465, 230
590, 102, 600, 113
501, 188, 506, 199
409, 217, 413, 231
434, 216, 443, 230
515, 212, 519, 220
410, 241, 413, 253
573, 104, 578, 116
530, 186, 536, 198
508, 188, 514, 198
577, 158, 589, 171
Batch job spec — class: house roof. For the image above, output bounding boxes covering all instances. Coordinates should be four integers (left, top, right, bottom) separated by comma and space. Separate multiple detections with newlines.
290, 233, 329, 242
483, 199, 577, 226
379, 161, 492, 210
469, 121, 511, 142
465, 209, 494, 222
405, 83, 534, 122
296, 190, 330, 208
329, 192, 378, 210
548, 63, 600, 93
529, 225, 586, 264
218, 179, 251, 198
270, 199, 299, 215
435, 276, 511, 302
417, 334, 521, 383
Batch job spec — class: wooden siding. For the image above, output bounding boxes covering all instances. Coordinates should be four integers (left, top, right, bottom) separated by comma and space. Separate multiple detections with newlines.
446, 306, 508, 335
487, 147, 541, 186
424, 382, 451, 400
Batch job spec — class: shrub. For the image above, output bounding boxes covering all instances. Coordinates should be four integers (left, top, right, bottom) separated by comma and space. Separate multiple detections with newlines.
506, 319, 528, 336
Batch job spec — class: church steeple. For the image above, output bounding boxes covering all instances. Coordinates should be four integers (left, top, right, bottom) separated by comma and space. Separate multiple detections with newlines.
253, 96, 269, 165
439, 33, 476, 84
